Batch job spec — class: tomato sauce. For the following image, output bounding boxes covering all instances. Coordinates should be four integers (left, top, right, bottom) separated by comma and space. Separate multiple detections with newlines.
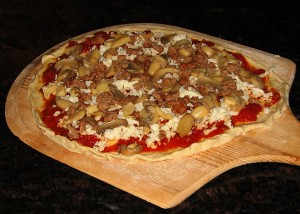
231, 52, 265, 75
78, 135, 100, 147
41, 95, 68, 136
42, 65, 58, 84
231, 103, 263, 126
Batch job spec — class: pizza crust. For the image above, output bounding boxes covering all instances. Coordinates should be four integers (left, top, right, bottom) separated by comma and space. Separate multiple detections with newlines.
28, 24, 289, 162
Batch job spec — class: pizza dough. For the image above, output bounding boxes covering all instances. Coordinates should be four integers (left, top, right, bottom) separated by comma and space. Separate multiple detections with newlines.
28, 24, 288, 161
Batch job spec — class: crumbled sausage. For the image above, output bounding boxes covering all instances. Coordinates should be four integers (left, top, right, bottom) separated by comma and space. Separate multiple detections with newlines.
96, 92, 113, 111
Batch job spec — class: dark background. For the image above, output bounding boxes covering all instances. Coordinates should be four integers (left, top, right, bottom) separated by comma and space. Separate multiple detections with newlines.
1, 0, 300, 213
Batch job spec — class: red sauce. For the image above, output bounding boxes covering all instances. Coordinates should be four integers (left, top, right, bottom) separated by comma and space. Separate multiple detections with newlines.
94, 31, 111, 41
67, 40, 78, 47
231, 52, 265, 75
81, 37, 94, 53
201, 39, 215, 47
81, 31, 112, 53
231, 103, 263, 126
42, 65, 58, 84
271, 91, 281, 104
41, 95, 68, 136
103, 121, 228, 153
78, 135, 100, 147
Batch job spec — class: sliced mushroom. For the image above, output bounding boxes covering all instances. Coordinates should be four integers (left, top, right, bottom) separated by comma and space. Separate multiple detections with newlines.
122, 102, 135, 116
118, 143, 143, 156
200, 93, 220, 110
201, 45, 216, 57
197, 75, 221, 88
148, 55, 167, 76
56, 97, 79, 109
160, 34, 175, 44
224, 95, 246, 112
54, 58, 79, 72
103, 48, 118, 58
69, 110, 86, 123
177, 113, 195, 137
57, 69, 77, 82
89, 48, 100, 64
162, 82, 181, 93
127, 62, 144, 74
111, 35, 131, 48
152, 67, 180, 82
133, 95, 149, 104
81, 116, 97, 126
174, 39, 191, 47
178, 48, 191, 58
108, 84, 125, 100
140, 101, 160, 124
105, 66, 116, 78
78, 66, 91, 77
155, 106, 172, 120
64, 44, 82, 57
191, 105, 209, 120
96, 119, 128, 134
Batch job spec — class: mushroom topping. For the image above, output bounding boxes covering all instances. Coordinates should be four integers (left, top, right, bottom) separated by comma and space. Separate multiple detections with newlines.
162, 82, 181, 93
81, 116, 98, 126
111, 35, 131, 48
96, 119, 128, 134
224, 95, 246, 112
127, 62, 144, 74
148, 55, 167, 76
140, 100, 160, 124
160, 34, 175, 44
197, 75, 221, 88
122, 102, 135, 116
54, 59, 79, 72
200, 93, 220, 110
177, 113, 195, 137
191, 105, 209, 120
152, 67, 180, 82
118, 143, 143, 156
55, 97, 79, 109
57, 69, 77, 82
108, 84, 125, 100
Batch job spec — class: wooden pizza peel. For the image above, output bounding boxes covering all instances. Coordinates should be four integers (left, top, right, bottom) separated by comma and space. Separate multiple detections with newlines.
5, 23, 300, 208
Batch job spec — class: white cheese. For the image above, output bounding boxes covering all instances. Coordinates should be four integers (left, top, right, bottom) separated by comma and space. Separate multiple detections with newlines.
99, 45, 109, 55
93, 141, 106, 152
160, 116, 180, 139
135, 102, 144, 112
103, 118, 144, 141
60, 95, 79, 103
80, 89, 91, 93
172, 34, 187, 43
112, 79, 144, 96
179, 86, 203, 99
208, 106, 231, 125
145, 124, 160, 148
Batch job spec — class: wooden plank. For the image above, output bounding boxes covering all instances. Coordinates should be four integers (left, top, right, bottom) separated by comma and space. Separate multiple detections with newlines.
5, 23, 300, 208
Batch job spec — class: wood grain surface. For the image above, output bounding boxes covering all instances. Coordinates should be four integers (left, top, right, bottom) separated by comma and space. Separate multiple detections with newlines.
5, 24, 300, 208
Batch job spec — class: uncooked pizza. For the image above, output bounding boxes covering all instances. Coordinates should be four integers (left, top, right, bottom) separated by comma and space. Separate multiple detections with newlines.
28, 25, 288, 161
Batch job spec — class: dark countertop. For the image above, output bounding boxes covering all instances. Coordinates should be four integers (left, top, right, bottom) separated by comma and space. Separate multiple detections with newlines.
1, 0, 299, 213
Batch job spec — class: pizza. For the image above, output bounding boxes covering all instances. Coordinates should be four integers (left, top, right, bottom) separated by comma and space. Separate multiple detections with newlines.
28, 24, 288, 161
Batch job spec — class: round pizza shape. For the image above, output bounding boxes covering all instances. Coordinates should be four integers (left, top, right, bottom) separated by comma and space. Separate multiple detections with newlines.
28, 24, 288, 161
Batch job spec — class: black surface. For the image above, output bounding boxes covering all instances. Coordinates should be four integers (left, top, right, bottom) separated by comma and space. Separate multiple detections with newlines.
1, 0, 300, 213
